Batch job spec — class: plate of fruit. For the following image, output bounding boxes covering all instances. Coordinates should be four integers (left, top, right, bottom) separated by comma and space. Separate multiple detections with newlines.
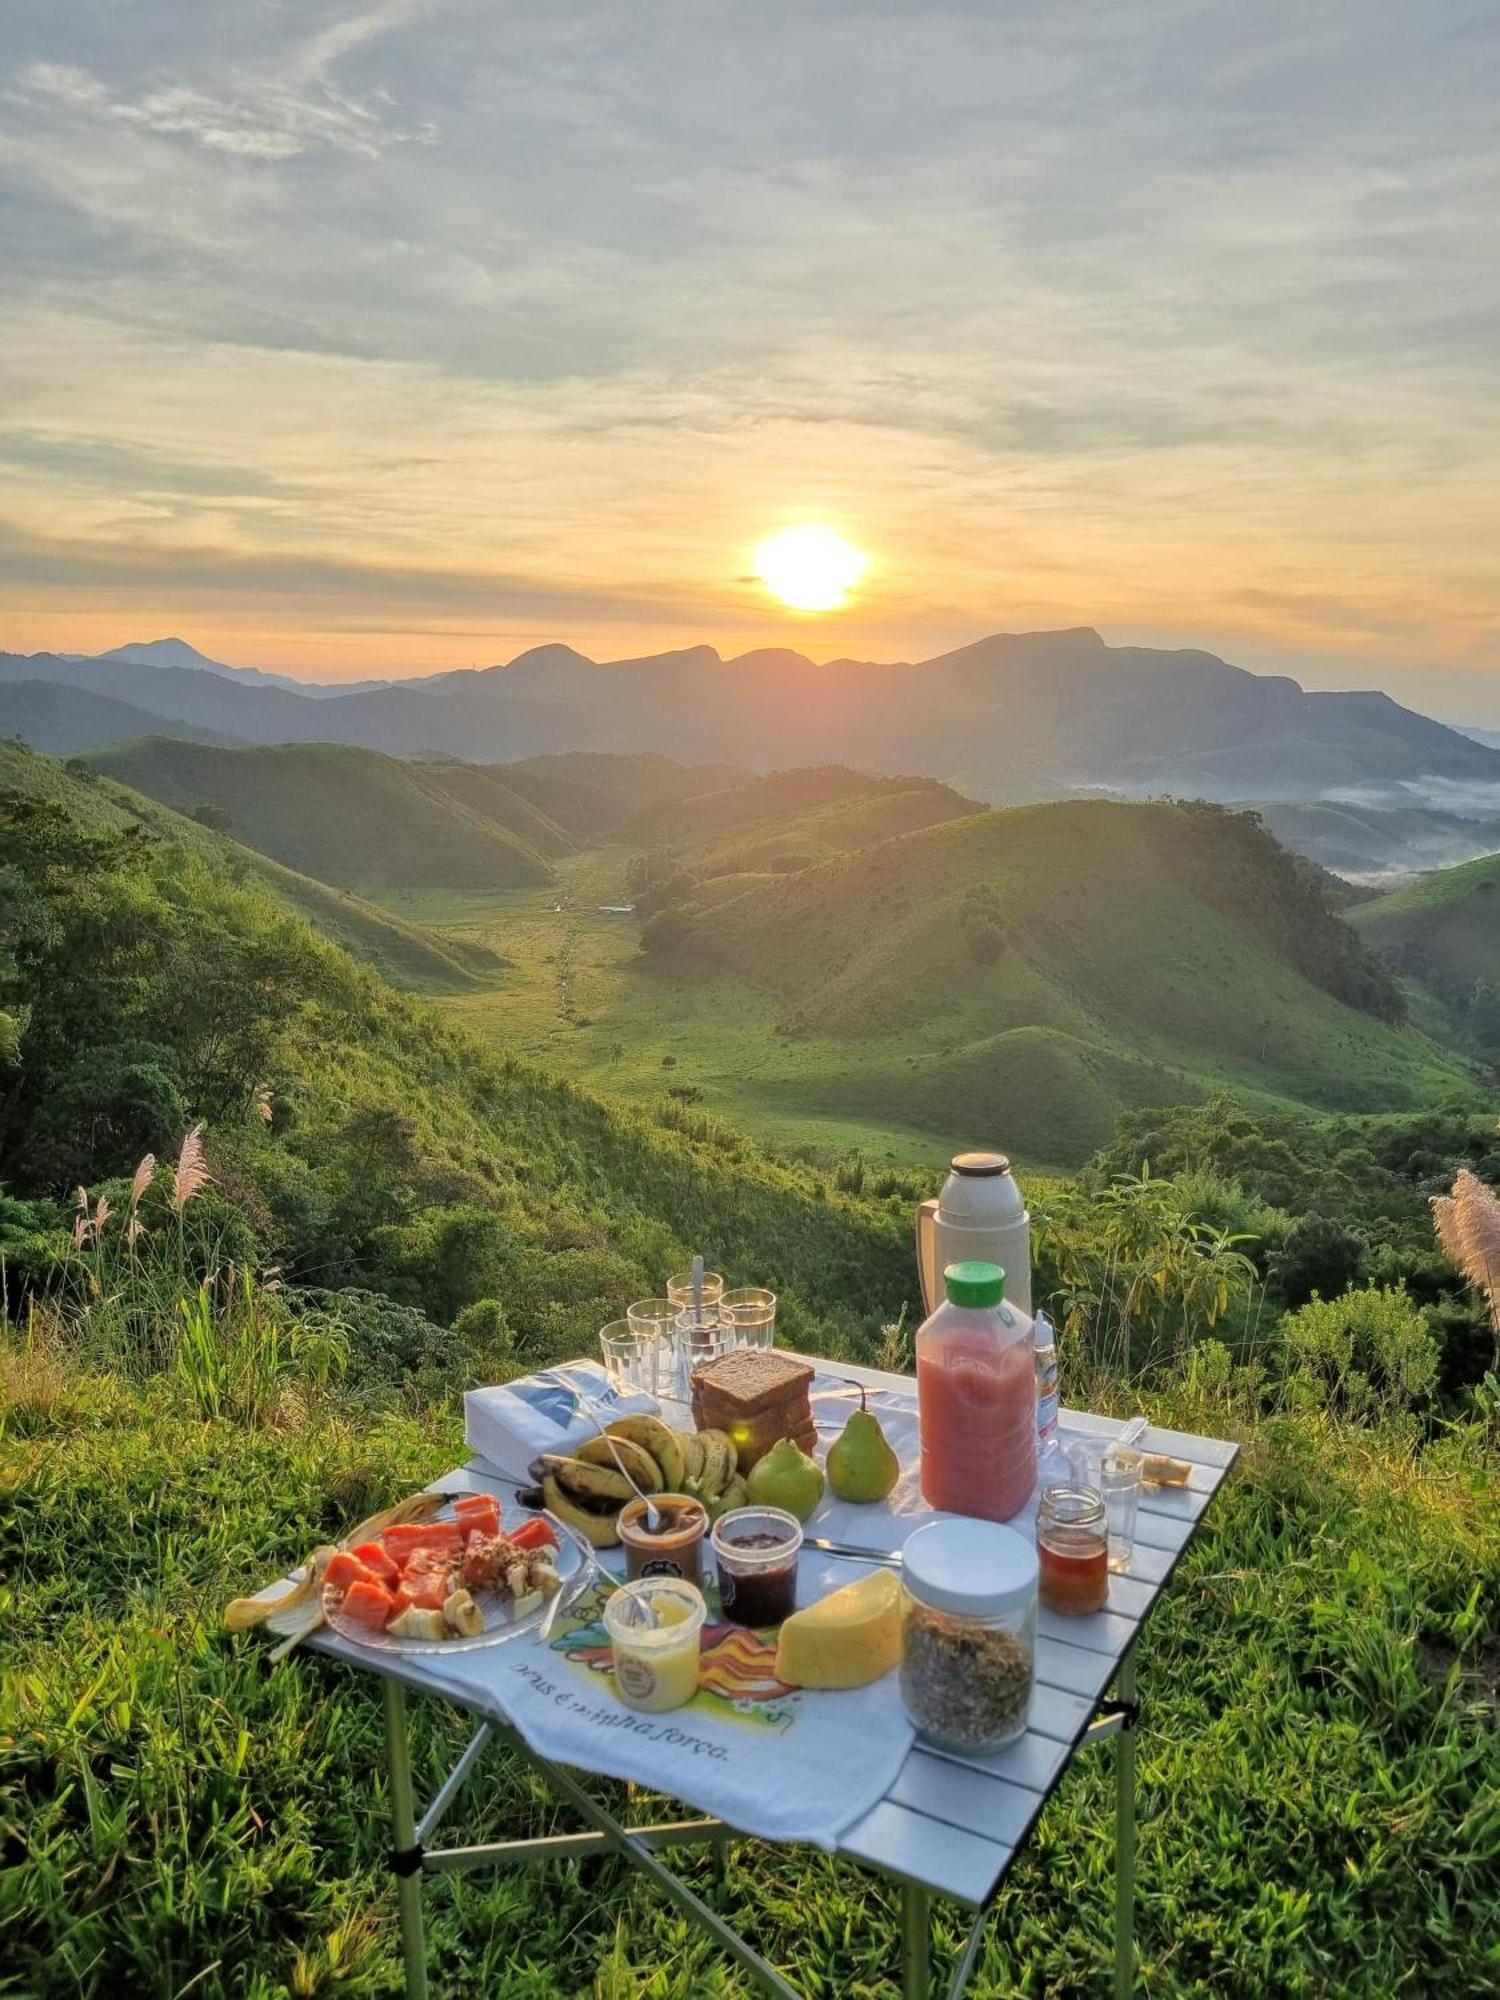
321, 1491, 595, 1653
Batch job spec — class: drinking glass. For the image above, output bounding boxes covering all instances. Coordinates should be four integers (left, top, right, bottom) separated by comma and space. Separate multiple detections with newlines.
628, 1298, 681, 1344
721, 1285, 777, 1350
674, 1306, 735, 1396
1099, 1447, 1142, 1573
628, 1298, 682, 1406
599, 1320, 658, 1396
667, 1269, 724, 1315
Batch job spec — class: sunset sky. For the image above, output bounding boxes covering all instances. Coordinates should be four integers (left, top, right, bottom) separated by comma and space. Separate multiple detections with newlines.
2, 3, 1498, 717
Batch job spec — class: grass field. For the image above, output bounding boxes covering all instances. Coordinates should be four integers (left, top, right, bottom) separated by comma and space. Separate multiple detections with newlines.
6, 1337, 1496, 1998
377, 864, 967, 1170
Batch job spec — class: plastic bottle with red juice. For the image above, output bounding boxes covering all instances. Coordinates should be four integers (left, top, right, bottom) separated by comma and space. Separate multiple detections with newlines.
917, 1261, 1037, 1522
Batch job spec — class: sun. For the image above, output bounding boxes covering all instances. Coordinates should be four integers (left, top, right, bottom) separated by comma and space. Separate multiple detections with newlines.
754, 524, 868, 612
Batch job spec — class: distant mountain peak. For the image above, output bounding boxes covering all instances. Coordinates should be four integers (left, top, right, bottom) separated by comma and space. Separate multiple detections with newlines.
726, 647, 818, 672
506, 643, 596, 670
103, 637, 224, 670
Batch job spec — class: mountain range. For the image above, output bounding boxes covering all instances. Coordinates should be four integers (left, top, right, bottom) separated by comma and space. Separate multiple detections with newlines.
6, 628, 1500, 808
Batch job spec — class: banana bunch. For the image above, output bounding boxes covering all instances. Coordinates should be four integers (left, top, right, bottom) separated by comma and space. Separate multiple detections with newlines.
529, 1414, 748, 1548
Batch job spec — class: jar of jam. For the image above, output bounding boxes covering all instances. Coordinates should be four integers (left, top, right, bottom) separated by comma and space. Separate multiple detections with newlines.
710, 1506, 802, 1626
1036, 1483, 1109, 1616
618, 1493, 709, 1586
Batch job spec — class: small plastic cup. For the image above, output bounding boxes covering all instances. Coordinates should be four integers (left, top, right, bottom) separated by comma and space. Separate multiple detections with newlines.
617, 1492, 709, 1587
599, 1320, 657, 1396
1100, 1447, 1142, 1573
676, 1308, 736, 1397
604, 1578, 706, 1713
721, 1286, 776, 1349
710, 1505, 803, 1627
667, 1269, 724, 1314
627, 1298, 680, 1342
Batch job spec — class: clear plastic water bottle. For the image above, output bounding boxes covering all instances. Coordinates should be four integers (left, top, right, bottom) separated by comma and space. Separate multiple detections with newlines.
1033, 1310, 1060, 1446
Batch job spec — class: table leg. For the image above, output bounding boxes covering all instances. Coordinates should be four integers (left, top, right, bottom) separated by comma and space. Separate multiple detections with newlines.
1114, 1653, 1138, 2000
382, 1678, 430, 2000
901, 1880, 930, 1998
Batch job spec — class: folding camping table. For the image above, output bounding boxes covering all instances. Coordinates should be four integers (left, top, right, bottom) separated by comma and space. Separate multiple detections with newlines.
305, 1356, 1237, 1999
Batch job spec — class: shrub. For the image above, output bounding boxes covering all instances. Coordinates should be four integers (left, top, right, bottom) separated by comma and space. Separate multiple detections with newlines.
1267, 1211, 1368, 1309
291, 1285, 464, 1407
641, 907, 695, 955
1279, 1284, 1438, 1418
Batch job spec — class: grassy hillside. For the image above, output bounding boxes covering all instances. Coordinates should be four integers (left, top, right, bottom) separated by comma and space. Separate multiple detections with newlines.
498, 751, 749, 840
1354, 850, 1500, 989
1352, 853, 1500, 1058
1257, 798, 1500, 885
648, 767, 983, 876
381, 800, 1479, 1171
88, 739, 556, 893
411, 759, 577, 858
0, 743, 498, 993
656, 799, 1476, 1162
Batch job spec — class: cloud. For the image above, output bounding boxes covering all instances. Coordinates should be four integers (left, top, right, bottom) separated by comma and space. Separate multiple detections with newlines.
0, 1, 1496, 705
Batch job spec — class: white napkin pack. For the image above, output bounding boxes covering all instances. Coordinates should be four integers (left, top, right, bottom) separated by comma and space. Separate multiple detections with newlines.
464, 1363, 660, 1483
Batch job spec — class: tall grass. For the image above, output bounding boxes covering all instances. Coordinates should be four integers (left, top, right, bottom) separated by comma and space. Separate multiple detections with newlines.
9, 1126, 348, 1423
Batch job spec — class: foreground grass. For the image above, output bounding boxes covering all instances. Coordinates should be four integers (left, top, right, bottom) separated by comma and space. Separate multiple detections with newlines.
3, 1348, 1496, 1999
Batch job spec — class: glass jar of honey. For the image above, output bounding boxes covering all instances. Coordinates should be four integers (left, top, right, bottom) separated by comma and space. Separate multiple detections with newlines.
1036, 1483, 1109, 1616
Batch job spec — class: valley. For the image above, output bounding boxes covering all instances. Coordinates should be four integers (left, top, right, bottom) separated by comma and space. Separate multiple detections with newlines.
369, 782, 1481, 1173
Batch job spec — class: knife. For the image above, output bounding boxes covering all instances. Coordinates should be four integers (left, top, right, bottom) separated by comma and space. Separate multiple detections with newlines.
803, 1536, 904, 1567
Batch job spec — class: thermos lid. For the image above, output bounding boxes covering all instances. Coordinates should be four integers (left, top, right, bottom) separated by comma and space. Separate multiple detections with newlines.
943, 1260, 1006, 1307
951, 1151, 1012, 1177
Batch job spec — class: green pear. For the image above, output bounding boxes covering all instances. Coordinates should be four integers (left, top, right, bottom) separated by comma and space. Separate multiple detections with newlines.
827, 1385, 900, 1503
746, 1437, 824, 1521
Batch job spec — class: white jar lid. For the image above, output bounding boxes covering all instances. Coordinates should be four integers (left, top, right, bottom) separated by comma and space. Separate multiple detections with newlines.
902, 1518, 1038, 1618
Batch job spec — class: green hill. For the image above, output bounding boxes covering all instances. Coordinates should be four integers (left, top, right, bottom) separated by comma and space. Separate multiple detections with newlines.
87, 739, 556, 892
409, 759, 578, 858
1353, 850, 1500, 989
1352, 852, 1500, 1054
0, 743, 498, 992
646, 767, 982, 875
649, 798, 1476, 1162
498, 752, 750, 840
0, 741, 907, 1312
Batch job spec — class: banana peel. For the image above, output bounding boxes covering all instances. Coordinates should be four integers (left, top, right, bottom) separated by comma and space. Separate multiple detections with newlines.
224, 1487, 451, 1659
703, 1474, 749, 1524
540, 1453, 636, 1506
543, 1473, 622, 1548
696, 1428, 735, 1497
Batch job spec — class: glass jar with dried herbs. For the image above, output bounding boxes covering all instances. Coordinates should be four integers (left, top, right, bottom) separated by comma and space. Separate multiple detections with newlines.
898, 1519, 1038, 1753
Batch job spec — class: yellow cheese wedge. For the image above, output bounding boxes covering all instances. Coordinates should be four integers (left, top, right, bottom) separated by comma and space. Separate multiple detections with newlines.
774, 1568, 902, 1690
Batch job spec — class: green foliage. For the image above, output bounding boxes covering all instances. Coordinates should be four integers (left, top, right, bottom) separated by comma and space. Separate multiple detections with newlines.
171, 1264, 348, 1422
640, 904, 696, 954
293, 1285, 488, 1408
1354, 850, 1500, 1045
1267, 1209, 1369, 1307
959, 881, 1007, 966
1279, 1284, 1440, 1418
1172, 801, 1407, 1023
1038, 1166, 1263, 1374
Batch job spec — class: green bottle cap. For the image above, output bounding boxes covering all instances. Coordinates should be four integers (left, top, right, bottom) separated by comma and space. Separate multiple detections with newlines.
943, 1260, 1006, 1308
